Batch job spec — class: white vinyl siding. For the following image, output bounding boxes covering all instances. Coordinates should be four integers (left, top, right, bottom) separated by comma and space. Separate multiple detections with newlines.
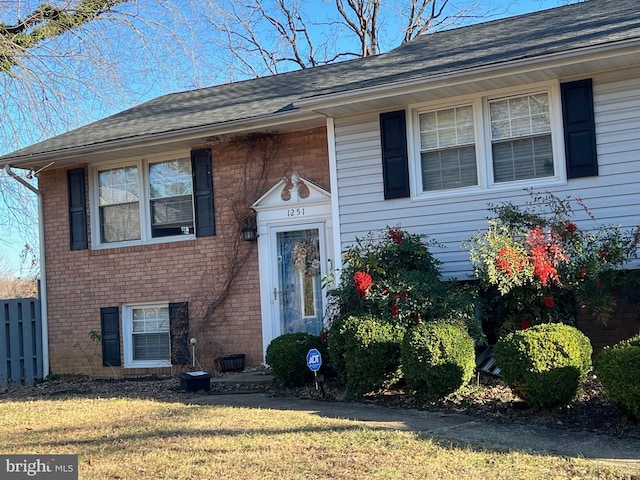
333, 69, 640, 280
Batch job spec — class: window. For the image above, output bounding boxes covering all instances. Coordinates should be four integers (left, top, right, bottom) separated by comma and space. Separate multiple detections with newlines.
149, 159, 194, 238
98, 165, 141, 243
411, 83, 563, 196
419, 105, 477, 191
122, 303, 171, 368
489, 93, 553, 182
94, 155, 194, 246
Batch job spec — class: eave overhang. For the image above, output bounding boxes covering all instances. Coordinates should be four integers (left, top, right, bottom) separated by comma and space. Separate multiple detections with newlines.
2, 110, 327, 171
295, 38, 640, 116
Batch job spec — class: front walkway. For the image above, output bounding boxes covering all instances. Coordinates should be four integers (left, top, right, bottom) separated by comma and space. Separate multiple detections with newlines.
189, 372, 640, 471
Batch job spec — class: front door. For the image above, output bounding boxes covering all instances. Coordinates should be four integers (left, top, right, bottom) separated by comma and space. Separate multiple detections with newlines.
274, 226, 325, 336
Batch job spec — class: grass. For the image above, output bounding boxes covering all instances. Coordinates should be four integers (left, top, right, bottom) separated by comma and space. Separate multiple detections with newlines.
0, 396, 636, 479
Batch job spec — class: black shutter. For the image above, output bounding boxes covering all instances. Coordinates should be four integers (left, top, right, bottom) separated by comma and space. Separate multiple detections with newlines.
561, 79, 598, 178
191, 148, 216, 237
67, 167, 88, 250
380, 110, 410, 199
100, 306, 121, 367
170, 302, 189, 365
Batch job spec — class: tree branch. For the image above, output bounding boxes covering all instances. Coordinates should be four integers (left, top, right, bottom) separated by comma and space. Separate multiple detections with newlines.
1, 1, 129, 72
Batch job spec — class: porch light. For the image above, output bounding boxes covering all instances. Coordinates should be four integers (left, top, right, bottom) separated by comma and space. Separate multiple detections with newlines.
242, 221, 258, 242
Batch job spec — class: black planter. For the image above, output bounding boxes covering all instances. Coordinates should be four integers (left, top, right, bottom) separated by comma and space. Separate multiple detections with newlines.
178, 371, 212, 392
220, 354, 245, 372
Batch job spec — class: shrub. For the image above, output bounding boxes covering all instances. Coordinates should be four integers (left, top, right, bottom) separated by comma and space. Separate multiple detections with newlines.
493, 323, 592, 408
265, 333, 327, 387
594, 335, 640, 420
401, 321, 475, 397
327, 227, 480, 339
326, 313, 351, 382
335, 314, 405, 397
468, 191, 640, 334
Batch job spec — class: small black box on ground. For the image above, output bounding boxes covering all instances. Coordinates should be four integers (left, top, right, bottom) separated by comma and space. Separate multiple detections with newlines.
179, 371, 212, 392
220, 354, 246, 372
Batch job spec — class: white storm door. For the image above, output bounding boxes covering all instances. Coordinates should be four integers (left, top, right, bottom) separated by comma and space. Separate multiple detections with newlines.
272, 224, 326, 337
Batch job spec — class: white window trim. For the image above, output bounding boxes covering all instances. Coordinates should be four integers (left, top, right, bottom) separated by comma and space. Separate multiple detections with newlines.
407, 80, 567, 201
122, 301, 171, 369
89, 150, 195, 249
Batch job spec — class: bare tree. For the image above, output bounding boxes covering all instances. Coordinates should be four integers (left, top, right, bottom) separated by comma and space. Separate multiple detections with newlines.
201, 0, 499, 78
1, 1, 208, 150
0, 169, 38, 258
0, 1, 210, 270
1, 1, 126, 72
0, 252, 37, 298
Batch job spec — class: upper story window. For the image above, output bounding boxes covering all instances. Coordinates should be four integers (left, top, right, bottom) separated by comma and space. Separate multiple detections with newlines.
149, 159, 194, 238
412, 82, 563, 197
419, 105, 477, 191
489, 93, 553, 183
93, 155, 194, 247
98, 165, 141, 243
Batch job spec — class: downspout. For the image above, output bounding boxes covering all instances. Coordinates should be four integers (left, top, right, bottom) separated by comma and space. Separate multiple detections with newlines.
3, 163, 49, 378
326, 117, 343, 278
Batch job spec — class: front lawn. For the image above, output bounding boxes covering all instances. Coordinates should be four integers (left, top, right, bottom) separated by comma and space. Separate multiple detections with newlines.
0, 394, 634, 479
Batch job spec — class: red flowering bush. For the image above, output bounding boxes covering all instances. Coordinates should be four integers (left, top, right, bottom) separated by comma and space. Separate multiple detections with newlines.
469, 191, 640, 336
543, 296, 555, 309
329, 227, 479, 335
353, 271, 372, 297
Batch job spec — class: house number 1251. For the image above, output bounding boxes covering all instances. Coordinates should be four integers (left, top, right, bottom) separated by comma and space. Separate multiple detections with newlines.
287, 208, 305, 217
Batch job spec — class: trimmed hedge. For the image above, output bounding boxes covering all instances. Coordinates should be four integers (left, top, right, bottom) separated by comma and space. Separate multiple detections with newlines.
331, 314, 404, 397
594, 335, 640, 420
265, 333, 327, 387
327, 314, 350, 382
493, 323, 592, 408
401, 321, 475, 397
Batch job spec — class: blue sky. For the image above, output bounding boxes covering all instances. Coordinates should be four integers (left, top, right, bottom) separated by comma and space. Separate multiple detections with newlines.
0, 0, 574, 276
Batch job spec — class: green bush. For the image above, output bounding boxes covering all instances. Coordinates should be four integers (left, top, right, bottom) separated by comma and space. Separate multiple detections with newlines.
265, 333, 327, 387
327, 227, 480, 338
594, 335, 640, 420
334, 314, 405, 397
327, 313, 351, 382
493, 323, 592, 408
401, 321, 475, 397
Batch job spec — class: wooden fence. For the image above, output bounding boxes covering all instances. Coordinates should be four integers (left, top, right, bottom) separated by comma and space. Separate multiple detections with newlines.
1, 298, 43, 387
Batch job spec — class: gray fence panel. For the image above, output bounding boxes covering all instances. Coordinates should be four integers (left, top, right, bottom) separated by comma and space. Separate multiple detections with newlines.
1, 298, 43, 387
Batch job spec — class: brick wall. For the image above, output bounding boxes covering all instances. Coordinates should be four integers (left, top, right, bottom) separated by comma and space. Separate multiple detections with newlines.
40, 127, 329, 377
576, 297, 640, 353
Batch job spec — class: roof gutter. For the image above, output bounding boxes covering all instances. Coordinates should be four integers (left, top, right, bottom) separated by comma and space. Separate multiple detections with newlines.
3, 163, 49, 379
2, 109, 326, 167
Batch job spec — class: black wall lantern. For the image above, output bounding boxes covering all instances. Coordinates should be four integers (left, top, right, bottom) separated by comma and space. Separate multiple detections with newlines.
242, 221, 258, 242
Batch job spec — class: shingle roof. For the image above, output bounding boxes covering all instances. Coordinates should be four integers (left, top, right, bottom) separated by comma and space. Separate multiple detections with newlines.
2, 0, 639, 163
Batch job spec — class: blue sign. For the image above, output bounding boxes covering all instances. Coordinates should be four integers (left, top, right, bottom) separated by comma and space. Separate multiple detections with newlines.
306, 348, 322, 372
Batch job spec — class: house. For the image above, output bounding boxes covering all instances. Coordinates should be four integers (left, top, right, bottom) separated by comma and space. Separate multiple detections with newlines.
1, 0, 639, 377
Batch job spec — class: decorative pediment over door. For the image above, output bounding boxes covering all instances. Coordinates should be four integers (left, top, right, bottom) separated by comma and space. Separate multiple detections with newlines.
252, 172, 331, 221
